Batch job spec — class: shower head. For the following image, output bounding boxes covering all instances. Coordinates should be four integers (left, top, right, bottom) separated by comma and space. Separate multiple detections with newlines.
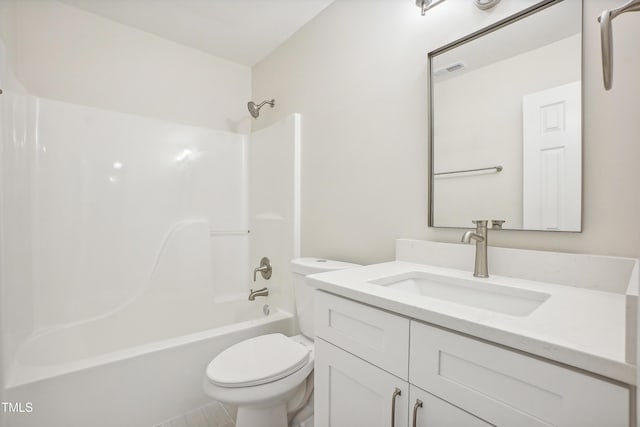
248, 99, 275, 119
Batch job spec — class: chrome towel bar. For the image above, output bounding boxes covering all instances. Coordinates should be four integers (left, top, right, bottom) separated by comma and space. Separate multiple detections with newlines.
434, 165, 503, 176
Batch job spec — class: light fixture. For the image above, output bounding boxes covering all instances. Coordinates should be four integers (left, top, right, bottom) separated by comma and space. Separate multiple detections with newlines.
474, 0, 501, 10
416, 0, 501, 15
415, 0, 446, 16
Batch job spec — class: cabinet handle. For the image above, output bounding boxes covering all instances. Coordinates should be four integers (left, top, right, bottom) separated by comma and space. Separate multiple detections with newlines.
412, 399, 423, 427
391, 387, 401, 427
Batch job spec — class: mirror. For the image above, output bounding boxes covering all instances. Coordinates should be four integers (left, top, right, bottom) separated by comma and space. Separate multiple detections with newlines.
428, 0, 582, 231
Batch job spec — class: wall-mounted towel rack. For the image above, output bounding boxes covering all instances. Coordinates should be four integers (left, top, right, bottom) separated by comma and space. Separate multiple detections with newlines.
434, 165, 503, 176
598, 0, 640, 90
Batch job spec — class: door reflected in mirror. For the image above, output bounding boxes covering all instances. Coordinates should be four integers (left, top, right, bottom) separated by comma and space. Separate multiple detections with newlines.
429, 0, 582, 231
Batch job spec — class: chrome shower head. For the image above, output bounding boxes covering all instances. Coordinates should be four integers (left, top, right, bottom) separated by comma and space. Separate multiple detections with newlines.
247, 99, 275, 119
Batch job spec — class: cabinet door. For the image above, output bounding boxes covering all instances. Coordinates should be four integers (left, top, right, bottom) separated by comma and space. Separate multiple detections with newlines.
315, 338, 409, 427
410, 321, 630, 426
409, 385, 492, 427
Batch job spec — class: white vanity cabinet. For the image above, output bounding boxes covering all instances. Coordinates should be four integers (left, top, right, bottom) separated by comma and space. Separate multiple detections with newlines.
314, 291, 631, 427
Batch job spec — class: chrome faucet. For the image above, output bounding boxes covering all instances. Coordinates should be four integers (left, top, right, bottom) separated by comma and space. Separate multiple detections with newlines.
461, 220, 489, 278
248, 287, 269, 301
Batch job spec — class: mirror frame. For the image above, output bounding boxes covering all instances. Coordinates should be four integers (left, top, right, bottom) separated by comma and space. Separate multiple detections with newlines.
427, 0, 583, 231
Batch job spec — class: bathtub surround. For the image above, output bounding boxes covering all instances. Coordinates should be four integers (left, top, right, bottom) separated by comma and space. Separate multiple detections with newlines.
249, 115, 302, 315
0, 37, 32, 424
0, 37, 8, 427
0, 1, 274, 424
0, 51, 305, 425
1, 92, 249, 378
252, 0, 640, 263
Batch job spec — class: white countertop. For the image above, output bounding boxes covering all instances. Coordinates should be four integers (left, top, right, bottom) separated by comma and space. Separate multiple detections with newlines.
309, 260, 636, 385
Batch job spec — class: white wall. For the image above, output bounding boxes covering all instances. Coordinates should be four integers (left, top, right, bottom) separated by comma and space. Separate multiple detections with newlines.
0, 0, 252, 133
252, 0, 640, 264
433, 34, 581, 228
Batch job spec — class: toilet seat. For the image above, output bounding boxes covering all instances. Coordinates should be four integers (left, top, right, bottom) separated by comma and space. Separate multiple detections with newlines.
206, 333, 311, 388
203, 335, 315, 408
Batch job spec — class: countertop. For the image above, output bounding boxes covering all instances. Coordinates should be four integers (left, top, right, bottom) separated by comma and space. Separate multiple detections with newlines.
308, 260, 636, 385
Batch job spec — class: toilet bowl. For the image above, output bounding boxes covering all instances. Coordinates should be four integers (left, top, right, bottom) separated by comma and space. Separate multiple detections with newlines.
203, 258, 359, 427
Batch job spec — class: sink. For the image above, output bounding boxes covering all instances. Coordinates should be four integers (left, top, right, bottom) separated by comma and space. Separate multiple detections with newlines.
369, 271, 550, 316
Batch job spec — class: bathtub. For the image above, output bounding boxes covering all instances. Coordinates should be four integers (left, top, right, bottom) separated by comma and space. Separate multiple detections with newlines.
5, 300, 294, 427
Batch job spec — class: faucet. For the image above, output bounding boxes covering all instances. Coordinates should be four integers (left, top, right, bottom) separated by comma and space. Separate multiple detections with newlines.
253, 257, 272, 281
461, 220, 489, 278
248, 287, 269, 301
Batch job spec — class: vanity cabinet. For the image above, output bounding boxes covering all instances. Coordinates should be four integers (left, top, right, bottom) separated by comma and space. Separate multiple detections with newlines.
314, 291, 631, 427
315, 338, 489, 427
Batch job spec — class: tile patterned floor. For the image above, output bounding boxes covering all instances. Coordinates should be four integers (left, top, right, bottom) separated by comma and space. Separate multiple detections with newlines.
154, 402, 236, 427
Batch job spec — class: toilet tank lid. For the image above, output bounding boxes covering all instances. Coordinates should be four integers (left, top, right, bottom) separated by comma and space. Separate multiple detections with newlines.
290, 257, 361, 275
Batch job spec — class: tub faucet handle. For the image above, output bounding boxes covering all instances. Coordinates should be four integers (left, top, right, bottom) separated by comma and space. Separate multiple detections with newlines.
253, 257, 272, 281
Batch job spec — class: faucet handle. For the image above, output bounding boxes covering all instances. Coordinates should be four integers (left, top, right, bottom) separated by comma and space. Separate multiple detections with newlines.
253, 257, 272, 281
472, 220, 488, 226
491, 219, 506, 229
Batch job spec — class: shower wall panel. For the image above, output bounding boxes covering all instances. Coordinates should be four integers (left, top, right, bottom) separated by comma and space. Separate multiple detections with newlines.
1, 91, 250, 376
30, 99, 248, 329
249, 114, 301, 314
0, 40, 36, 381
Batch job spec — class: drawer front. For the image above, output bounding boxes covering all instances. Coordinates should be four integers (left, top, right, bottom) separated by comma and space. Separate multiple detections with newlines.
410, 321, 630, 427
315, 290, 410, 379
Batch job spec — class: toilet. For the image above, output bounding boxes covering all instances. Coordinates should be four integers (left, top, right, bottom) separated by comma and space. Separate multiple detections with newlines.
203, 257, 359, 427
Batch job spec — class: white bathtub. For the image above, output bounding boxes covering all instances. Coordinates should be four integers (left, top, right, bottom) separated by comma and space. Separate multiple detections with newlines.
6, 300, 294, 427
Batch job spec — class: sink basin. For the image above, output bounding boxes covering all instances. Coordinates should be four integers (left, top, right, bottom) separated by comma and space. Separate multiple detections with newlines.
369, 271, 550, 316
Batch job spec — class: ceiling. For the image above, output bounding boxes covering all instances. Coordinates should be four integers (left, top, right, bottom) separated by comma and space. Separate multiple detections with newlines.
59, 0, 335, 66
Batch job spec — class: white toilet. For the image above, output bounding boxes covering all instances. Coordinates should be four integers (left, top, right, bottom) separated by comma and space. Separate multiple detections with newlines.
203, 257, 359, 427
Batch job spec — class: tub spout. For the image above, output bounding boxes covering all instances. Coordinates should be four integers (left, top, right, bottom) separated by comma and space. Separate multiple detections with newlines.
248, 287, 269, 301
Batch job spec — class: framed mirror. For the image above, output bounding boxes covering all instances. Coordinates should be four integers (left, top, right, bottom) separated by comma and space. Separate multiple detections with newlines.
428, 0, 582, 231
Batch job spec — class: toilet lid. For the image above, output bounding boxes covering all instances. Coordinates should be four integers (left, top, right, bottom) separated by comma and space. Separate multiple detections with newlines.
206, 333, 311, 388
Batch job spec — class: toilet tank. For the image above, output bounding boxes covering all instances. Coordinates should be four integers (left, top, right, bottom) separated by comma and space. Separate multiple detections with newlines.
290, 258, 360, 339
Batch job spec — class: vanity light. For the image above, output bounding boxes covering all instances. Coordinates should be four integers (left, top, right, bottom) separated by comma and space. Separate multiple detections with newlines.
474, 0, 501, 10
416, 0, 500, 16
415, 0, 446, 16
